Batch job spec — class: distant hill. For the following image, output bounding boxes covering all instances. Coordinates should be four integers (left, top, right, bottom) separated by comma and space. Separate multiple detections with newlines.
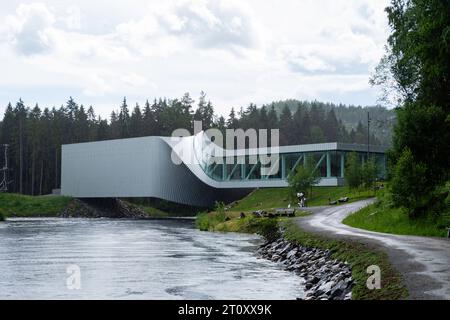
266, 100, 396, 146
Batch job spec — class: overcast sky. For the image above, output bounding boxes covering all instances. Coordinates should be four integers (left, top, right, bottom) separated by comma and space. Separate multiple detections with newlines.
0, 0, 390, 119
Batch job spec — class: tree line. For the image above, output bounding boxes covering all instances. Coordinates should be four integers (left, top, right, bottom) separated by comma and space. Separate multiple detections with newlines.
0, 92, 379, 196
269, 100, 395, 146
372, 0, 449, 220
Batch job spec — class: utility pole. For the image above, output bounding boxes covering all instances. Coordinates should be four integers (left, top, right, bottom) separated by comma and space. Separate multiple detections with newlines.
367, 112, 371, 161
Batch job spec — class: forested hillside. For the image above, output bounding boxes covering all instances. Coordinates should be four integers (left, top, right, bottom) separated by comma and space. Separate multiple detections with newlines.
0, 93, 386, 196
268, 100, 395, 146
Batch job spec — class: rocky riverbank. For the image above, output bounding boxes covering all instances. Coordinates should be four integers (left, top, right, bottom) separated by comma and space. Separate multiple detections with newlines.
257, 238, 353, 300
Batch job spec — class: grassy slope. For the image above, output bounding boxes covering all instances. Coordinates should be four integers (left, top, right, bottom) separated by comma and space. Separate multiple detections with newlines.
0, 193, 170, 218
199, 186, 375, 232
283, 220, 408, 300
231, 186, 375, 211
196, 211, 407, 299
135, 204, 169, 218
343, 202, 448, 237
196, 187, 408, 299
0, 193, 72, 217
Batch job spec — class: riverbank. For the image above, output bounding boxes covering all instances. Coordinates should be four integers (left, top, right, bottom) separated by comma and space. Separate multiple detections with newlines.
196, 210, 407, 300
0, 193, 170, 219
195, 188, 408, 300
195, 185, 372, 232
343, 191, 450, 237
258, 236, 353, 300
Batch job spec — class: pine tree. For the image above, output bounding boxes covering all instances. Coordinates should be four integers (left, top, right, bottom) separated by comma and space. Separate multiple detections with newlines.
279, 105, 293, 145
119, 97, 130, 138
130, 103, 144, 137
226, 108, 238, 129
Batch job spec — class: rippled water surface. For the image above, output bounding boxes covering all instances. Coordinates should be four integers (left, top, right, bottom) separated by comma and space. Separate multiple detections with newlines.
0, 218, 303, 299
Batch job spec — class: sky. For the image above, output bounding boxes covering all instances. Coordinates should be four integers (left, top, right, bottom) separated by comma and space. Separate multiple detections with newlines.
0, 0, 391, 119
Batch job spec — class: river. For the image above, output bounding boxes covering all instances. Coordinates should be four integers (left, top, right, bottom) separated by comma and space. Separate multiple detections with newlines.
0, 218, 304, 299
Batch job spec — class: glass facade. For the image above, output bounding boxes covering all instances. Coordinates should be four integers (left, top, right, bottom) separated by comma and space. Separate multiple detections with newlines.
201, 150, 387, 182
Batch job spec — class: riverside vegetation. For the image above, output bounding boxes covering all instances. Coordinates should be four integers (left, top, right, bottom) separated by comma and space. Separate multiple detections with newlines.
195, 187, 407, 300
0, 192, 170, 219
343, 189, 450, 237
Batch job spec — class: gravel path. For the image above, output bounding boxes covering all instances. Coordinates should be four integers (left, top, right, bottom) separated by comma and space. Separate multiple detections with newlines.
295, 199, 450, 300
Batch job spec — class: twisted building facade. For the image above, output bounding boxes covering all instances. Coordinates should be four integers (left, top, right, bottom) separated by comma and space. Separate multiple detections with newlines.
61, 132, 387, 207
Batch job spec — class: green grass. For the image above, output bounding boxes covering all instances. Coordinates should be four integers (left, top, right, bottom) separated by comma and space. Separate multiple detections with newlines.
231, 186, 375, 212
195, 208, 408, 300
343, 202, 449, 237
282, 220, 408, 300
0, 193, 171, 218
0, 193, 72, 217
135, 204, 169, 218
0, 208, 5, 221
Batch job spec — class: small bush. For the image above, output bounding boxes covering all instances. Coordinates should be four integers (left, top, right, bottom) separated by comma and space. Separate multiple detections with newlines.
345, 152, 362, 190
255, 219, 280, 242
288, 155, 320, 198
391, 148, 430, 218
0, 207, 9, 221
195, 203, 228, 231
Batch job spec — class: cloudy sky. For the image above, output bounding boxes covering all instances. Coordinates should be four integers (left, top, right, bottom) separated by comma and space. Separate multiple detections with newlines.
0, 0, 390, 119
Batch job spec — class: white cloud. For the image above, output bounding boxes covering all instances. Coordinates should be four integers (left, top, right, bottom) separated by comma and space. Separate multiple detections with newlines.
155, 0, 259, 50
2, 2, 56, 55
62, 6, 81, 30
0, 0, 391, 119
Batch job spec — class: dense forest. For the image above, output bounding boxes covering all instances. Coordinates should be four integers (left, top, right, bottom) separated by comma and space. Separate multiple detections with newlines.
0, 92, 383, 196
269, 100, 395, 146
372, 0, 449, 219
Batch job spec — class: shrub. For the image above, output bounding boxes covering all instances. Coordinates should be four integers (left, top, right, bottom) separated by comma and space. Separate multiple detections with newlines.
390, 148, 428, 218
288, 155, 320, 198
361, 158, 377, 190
195, 201, 227, 231
255, 219, 280, 242
345, 152, 362, 190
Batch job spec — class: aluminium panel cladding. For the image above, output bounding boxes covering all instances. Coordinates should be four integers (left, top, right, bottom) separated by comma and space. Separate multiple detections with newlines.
61, 136, 250, 207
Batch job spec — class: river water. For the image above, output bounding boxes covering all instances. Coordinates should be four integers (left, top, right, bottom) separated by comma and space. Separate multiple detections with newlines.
0, 218, 304, 299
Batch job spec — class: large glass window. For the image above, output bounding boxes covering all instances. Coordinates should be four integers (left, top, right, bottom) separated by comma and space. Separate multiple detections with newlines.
284, 153, 303, 176
330, 151, 341, 178
311, 152, 327, 177
227, 161, 242, 180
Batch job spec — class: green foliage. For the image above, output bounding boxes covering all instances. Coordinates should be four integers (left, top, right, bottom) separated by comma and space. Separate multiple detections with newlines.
269, 100, 391, 145
287, 156, 320, 198
195, 201, 227, 231
372, 0, 450, 219
282, 220, 408, 300
1, 95, 391, 197
345, 152, 362, 190
390, 148, 428, 218
230, 187, 374, 211
361, 158, 378, 190
393, 103, 450, 190
0, 193, 72, 217
346, 153, 382, 191
344, 189, 448, 237
255, 219, 280, 242
0, 208, 5, 221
